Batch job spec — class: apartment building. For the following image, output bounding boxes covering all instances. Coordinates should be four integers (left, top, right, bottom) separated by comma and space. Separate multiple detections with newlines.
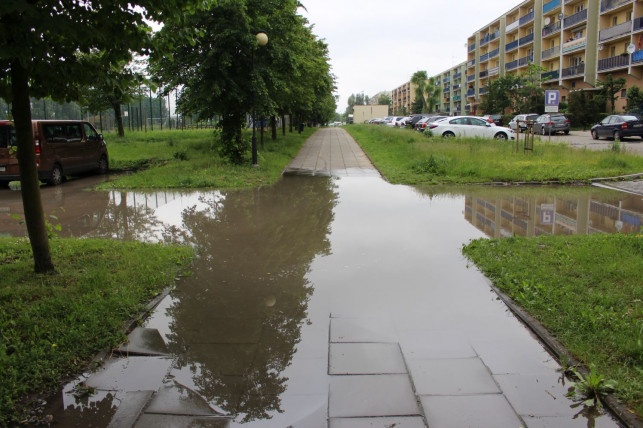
462, 0, 643, 114
391, 81, 417, 115
435, 62, 469, 115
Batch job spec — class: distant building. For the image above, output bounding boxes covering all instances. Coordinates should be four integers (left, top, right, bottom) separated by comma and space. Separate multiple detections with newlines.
352, 105, 390, 123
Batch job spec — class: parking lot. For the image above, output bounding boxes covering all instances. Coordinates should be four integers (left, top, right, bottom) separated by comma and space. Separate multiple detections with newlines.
535, 129, 643, 155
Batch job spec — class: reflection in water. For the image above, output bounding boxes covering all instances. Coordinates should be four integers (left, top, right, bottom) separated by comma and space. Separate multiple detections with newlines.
163, 176, 336, 422
413, 185, 642, 238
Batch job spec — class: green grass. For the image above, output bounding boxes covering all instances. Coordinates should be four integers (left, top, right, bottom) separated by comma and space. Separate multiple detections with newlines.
345, 124, 643, 185
0, 238, 194, 426
102, 127, 315, 189
462, 234, 643, 416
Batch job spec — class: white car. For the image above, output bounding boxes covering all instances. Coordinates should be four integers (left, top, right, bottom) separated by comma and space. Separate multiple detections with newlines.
508, 114, 539, 131
427, 115, 515, 140
385, 116, 405, 127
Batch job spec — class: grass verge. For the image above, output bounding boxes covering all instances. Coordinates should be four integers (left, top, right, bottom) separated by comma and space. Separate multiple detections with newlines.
462, 234, 643, 417
101, 127, 315, 189
0, 237, 194, 426
345, 124, 643, 185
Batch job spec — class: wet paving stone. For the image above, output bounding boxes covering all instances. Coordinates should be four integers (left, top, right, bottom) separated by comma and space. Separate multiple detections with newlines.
329, 342, 406, 375
421, 394, 523, 428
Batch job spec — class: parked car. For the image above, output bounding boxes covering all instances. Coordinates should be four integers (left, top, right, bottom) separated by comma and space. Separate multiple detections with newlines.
415, 115, 448, 132
483, 114, 504, 126
590, 114, 643, 140
385, 116, 405, 127
427, 116, 515, 140
534, 114, 570, 135
407, 114, 430, 129
508, 114, 539, 131
368, 118, 386, 124
0, 120, 109, 186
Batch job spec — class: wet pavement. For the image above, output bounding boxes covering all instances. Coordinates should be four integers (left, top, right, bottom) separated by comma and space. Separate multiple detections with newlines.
3, 128, 641, 427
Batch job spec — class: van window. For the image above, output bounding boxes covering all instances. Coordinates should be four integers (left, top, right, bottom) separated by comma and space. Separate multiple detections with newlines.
0, 124, 16, 148
84, 123, 99, 140
42, 123, 83, 143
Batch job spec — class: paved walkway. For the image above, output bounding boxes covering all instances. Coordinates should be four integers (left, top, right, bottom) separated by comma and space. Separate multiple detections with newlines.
52, 127, 637, 427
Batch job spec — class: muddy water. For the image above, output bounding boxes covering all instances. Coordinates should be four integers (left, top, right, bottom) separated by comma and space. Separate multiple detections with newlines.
2, 176, 639, 426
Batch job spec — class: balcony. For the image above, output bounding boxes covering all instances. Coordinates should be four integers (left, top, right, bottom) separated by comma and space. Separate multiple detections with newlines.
561, 62, 585, 78
506, 20, 519, 33
467, 59, 476, 68
562, 36, 587, 54
479, 87, 488, 95
505, 40, 519, 52
564, 9, 587, 28
519, 33, 535, 46
599, 21, 632, 42
600, 0, 633, 13
597, 54, 630, 71
444, 86, 451, 93
453, 95, 461, 101
542, 70, 560, 81
488, 48, 500, 59
542, 45, 561, 60
443, 76, 451, 82
453, 84, 461, 90
480, 52, 490, 62
505, 59, 519, 70
467, 88, 476, 97
543, 0, 561, 13
488, 66, 500, 76
542, 21, 562, 38
467, 74, 475, 82
468, 43, 476, 52
453, 72, 462, 80
633, 50, 643, 64
519, 10, 535, 26
479, 70, 488, 78
634, 17, 643, 32
518, 54, 534, 66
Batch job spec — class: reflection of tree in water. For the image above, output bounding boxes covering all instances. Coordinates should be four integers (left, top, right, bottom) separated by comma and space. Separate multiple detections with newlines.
92, 191, 191, 243
166, 176, 337, 422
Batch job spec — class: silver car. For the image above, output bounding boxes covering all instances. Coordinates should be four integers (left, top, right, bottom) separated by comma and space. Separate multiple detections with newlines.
534, 114, 570, 135
508, 114, 539, 132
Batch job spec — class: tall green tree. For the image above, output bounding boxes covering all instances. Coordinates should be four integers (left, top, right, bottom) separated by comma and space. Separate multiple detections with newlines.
479, 74, 522, 114
151, 0, 334, 164
0, 0, 202, 273
597, 74, 626, 113
425, 77, 441, 113
626, 86, 643, 114
411, 71, 428, 113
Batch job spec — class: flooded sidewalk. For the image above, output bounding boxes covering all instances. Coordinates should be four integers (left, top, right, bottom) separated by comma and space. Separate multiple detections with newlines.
43, 128, 629, 427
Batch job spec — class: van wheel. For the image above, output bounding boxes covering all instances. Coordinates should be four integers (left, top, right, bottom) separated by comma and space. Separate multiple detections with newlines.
97, 156, 109, 174
48, 164, 64, 186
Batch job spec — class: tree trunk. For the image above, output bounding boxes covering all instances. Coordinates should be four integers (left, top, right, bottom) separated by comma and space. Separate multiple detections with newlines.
271, 116, 277, 140
113, 103, 125, 137
281, 114, 286, 136
11, 59, 55, 274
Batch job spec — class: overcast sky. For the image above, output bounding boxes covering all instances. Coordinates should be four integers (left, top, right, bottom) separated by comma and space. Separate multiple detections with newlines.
298, 0, 521, 112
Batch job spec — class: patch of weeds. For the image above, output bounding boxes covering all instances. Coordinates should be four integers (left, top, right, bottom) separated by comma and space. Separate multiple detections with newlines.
412, 154, 451, 175
566, 365, 617, 409
598, 154, 628, 169
173, 151, 188, 161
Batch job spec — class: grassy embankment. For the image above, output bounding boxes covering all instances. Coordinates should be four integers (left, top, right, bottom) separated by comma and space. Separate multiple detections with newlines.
344, 125, 643, 418
0, 126, 312, 425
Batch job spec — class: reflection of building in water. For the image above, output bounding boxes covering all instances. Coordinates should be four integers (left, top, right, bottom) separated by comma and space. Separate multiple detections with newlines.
465, 192, 643, 238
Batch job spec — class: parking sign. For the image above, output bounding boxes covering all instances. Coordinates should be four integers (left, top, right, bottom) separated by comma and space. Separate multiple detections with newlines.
545, 90, 559, 113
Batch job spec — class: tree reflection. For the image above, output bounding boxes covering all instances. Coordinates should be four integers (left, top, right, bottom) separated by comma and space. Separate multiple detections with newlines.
165, 176, 337, 422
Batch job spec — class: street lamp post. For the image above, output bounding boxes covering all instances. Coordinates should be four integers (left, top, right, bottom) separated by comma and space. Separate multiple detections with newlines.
251, 31, 269, 166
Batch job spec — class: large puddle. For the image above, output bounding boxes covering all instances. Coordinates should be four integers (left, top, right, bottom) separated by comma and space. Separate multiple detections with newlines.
1, 175, 640, 427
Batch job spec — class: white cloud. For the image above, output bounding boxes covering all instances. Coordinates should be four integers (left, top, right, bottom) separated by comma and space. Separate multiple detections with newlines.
300, 0, 520, 112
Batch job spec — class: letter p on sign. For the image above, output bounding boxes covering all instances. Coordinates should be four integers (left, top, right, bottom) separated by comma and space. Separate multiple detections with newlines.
545, 90, 559, 112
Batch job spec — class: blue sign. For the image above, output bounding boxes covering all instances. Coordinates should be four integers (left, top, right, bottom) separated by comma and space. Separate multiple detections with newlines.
545, 90, 560, 106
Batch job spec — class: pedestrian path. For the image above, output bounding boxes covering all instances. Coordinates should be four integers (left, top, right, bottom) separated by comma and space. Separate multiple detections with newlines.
283, 127, 379, 177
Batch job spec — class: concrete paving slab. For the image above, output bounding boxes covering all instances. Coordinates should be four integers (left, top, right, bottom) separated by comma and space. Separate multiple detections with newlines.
408, 357, 500, 396
494, 372, 584, 418
85, 356, 172, 392
330, 416, 427, 428
421, 394, 523, 428
107, 390, 154, 428
229, 394, 327, 428
398, 329, 477, 360
329, 342, 407, 374
330, 317, 397, 343
280, 357, 329, 395
143, 382, 223, 416
522, 414, 623, 428
114, 327, 169, 356
472, 340, 560, 375
329, 374, 420, 418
